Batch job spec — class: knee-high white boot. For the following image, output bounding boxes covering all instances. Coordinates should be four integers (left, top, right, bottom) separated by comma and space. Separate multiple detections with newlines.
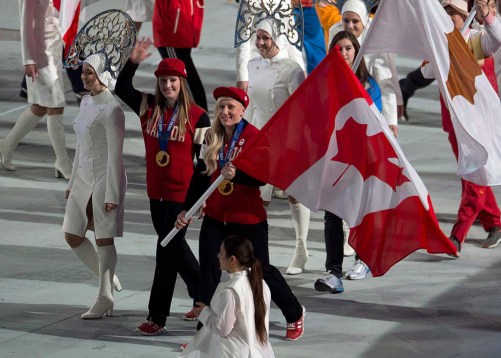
46, 114, 72, 179
287, 203, 310, 275
0, 108, 41, 171
82, 244, 117, 319
70, 237, 122, 292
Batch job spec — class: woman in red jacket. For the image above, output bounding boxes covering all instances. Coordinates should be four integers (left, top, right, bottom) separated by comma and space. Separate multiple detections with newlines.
152, 0, 208, 111
176, 87, 305, 341
115, 39, 210, 336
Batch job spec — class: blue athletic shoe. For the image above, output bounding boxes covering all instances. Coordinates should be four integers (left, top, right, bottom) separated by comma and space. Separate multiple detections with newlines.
314, 271, 344, 294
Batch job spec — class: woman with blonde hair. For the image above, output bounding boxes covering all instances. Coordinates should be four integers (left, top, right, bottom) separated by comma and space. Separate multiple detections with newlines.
177, 87, 305, 341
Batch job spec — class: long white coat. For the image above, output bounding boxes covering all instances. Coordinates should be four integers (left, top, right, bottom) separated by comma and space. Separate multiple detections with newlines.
63, 90, 126, 239
181, 271, 274, 358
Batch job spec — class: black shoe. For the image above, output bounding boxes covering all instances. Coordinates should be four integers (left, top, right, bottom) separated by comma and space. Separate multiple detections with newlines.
481, 227, 501, 249
448, 236, 461, 258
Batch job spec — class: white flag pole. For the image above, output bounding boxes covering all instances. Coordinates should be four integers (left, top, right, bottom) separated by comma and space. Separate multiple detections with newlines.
461, 8, 477, 35
160, 174, 225, 247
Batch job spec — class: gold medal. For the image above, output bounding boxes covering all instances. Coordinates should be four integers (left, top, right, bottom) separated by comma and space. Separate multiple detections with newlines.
156, 151, 170, 167
218, 179, 235, 196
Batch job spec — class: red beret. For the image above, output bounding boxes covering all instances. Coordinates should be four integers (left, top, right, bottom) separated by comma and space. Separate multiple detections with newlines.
154, 58, 187, 78
213, 86, 249, 108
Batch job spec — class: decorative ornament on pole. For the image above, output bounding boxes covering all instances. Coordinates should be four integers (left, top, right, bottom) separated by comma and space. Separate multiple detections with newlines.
235, 0, 304, 51
64, 9, 137, 78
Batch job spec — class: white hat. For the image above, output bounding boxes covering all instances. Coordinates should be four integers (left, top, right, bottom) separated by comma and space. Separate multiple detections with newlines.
441, 0, 469, 17
255, 18, 285, 50
341, 0, 369, 26
83, 53, 116, 91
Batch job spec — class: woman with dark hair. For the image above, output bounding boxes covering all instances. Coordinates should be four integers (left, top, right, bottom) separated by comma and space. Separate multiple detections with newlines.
115, 39, 210, 335
314, 31, 382, 293
176, 86, 305, 341
181, 235, 274, 357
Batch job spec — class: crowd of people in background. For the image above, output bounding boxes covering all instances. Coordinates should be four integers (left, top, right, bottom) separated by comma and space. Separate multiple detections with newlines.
0, 0, 500, 355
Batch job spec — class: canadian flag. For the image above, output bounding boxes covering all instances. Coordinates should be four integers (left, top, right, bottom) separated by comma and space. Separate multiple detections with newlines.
358, 0, 501, 186
232, 47, 457, 277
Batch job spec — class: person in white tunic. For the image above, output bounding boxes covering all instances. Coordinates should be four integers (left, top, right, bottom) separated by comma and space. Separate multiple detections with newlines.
62, 53, 127, 319
246, 18, 311, 276
0, 0, 72, 178
181, 235, 274, 358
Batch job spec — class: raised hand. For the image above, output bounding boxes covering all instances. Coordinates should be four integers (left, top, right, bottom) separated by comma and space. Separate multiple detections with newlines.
130, 37, 153, 64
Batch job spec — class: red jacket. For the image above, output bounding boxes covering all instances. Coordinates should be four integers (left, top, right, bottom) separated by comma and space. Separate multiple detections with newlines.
152, 0, 204, 48
204, 123, 267, 225
140, 104, 210, 202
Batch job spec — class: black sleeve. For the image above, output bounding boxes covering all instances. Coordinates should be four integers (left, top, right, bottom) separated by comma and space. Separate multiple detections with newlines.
115, 59, 146, 116
232, 169, 266, 187
193, 111, 211, 161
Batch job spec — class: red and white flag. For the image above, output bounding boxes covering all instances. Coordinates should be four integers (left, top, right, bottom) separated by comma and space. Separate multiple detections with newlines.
232, 48, 457, 277
359, 0, 501, 186
54, 0, 81, 55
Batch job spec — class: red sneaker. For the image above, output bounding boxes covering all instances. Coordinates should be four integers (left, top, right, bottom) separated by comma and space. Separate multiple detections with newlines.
183, 307, 198, 321
285, 307, 305, 341
135, 320, 166, 336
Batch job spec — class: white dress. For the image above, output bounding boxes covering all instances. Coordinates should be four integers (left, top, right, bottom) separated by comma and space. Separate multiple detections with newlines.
246, 51, 305, 200
180, 271, 274, 358
20, 0, 65, 108
62, 90, 127, 239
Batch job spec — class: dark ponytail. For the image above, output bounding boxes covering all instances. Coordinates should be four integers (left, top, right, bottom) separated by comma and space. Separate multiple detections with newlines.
223, 236, 267, 344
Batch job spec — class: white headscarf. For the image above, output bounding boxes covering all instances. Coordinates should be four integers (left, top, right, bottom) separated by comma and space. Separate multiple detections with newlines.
341, 0, 370, 27
255, 18, 285, 50
83, 53, 116, 91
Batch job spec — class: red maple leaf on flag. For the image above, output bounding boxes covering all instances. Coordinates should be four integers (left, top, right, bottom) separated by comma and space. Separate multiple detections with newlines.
332, 118, 410, 191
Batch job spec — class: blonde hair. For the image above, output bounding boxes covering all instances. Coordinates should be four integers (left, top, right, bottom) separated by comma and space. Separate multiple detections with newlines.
148, 76, 193, 135
203, 97, 245, 175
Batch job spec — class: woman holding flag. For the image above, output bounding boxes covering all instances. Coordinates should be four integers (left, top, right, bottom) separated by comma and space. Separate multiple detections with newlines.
176, 87, 305, 341
115, 39, 210, 336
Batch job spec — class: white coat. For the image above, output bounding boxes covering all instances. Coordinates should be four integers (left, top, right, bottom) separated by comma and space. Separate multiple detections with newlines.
20, 0, 65, 108
180, 271, 274, 358
246, 51, 305, 130
63, 90, 126, 239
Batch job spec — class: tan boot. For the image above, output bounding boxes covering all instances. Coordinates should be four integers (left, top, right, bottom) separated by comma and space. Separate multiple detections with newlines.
81, 245, 116, 319
47, 114, 72, 179
287, 203, 310, 275
0, 108, 41, 171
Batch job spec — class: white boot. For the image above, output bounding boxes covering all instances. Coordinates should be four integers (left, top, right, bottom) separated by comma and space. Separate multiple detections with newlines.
47, 114, 72, 179
342, 220, 355, 257
0, 108, 41, 171
287, 203, 310, 275
71, 237, 122, 292
82, 244, 117, 319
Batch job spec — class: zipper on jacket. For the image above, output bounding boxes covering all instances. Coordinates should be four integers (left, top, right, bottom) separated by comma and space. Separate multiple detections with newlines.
173, 7, 180, 34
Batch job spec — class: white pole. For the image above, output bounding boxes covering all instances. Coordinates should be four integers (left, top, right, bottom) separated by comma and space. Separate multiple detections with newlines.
160, 174, 225, 247
461, 8, 477, 35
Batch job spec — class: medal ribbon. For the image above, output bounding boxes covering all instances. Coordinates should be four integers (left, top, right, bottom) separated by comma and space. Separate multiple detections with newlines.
218, 120, 245, 169
158, 104, 179, 152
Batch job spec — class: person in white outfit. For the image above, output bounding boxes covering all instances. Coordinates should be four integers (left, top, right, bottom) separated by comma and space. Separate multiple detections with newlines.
181, 235, 274, 358
62, 53, 127, 319
245, 18, 310, 276
0, 0, 72, 179
235, 0, 306, 92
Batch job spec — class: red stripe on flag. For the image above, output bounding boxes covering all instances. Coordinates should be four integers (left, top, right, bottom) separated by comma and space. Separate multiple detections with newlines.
350, 195, 457, 277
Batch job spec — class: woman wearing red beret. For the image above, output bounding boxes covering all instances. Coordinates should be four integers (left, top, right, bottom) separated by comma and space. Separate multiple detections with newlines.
176, 87, 305, 341
115, 39, 210, 336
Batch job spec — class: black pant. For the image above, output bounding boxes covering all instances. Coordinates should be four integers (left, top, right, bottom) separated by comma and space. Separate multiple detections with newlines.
324, 211, 345, 279
399, 67, 435, 103
147, 199, 200, 326
198, 216, 303, 323
157, 47, 208, 112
